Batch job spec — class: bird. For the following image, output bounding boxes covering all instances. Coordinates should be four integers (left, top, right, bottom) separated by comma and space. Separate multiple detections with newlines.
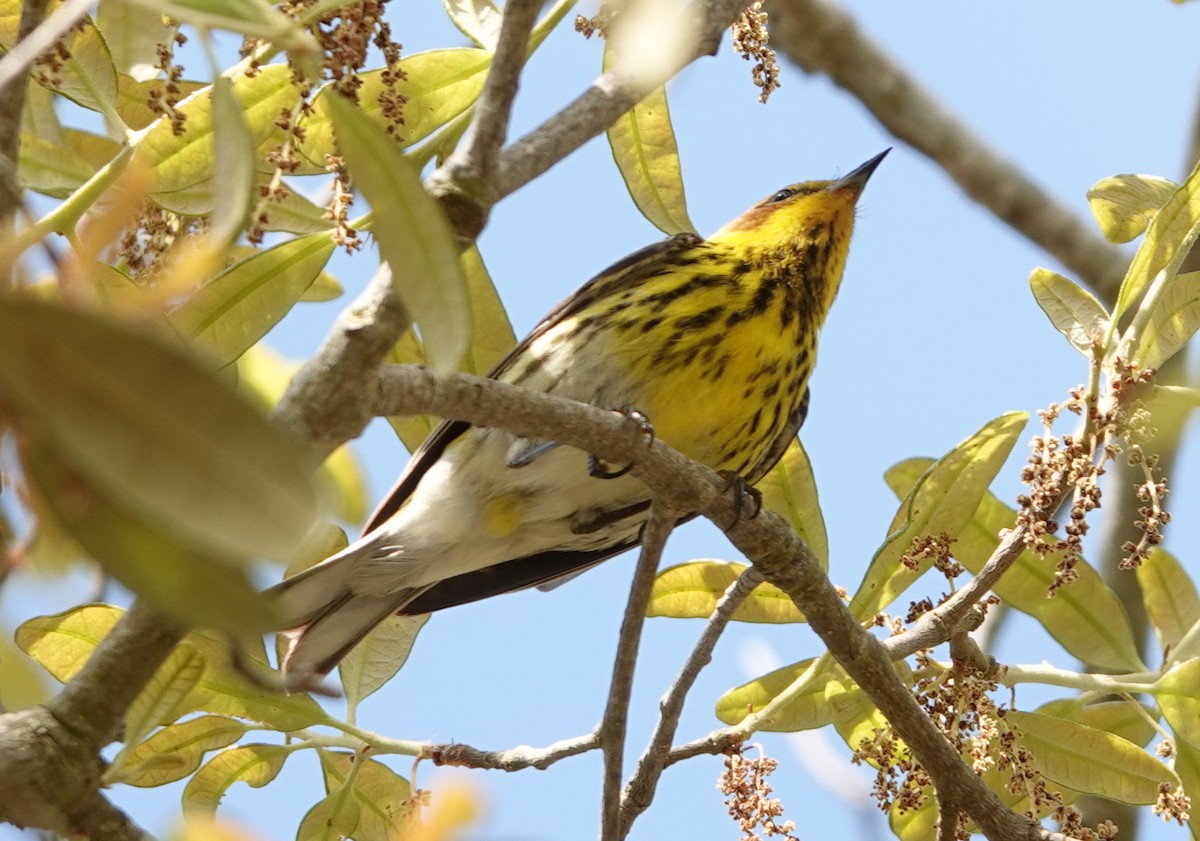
271, 150, 888, 682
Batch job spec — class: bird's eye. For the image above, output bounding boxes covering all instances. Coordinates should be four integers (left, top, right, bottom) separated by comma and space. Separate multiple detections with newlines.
768, 189, 794, 204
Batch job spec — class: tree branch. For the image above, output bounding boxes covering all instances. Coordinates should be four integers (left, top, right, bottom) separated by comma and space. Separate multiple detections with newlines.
620, 568, 760, 827
426, 0, 542, 240
425, 731, 600, 771
494, 0, 745, 201
600, 504, 677, 841
769, 0, 1128, 300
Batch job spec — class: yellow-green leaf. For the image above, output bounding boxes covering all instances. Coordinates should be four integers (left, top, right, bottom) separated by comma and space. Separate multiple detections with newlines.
1113, 160, 1200, 322
18, 131, 96, 197
116, 74, 206, 131
208, 74, 256, 250
115, 715, 247, 788
885, 457, 1145, 673
647, 561, 804, 623
125, 641, 207, 746
1036, 698, 1157, 748
328, 95, 469, 373
0, 296, 320, 563
1029, 267, 1110, 355
15, 604, 123, 683
21, 16, 118, 118
755, 439, 827, 570
182, 744, 289, 812
339, 614, 429, 713
121, 0, 310, 47
299, 49, 493, 166
1174, 739, 1200, 841
1006, 710, 1176, 804
849, 412, 1027, 619
97, 0, 172, 79
604, 43, 694, 235
443, 0, 502, 49
1127, 270, 1200, 370
137, 64, 302, 196
1088, 174, 1180, 244
715, 657, 836, 730
1156, 658, 1200, 749
297, 788, 361, 841
319, 752, 412, 841
1137, 548, 1200, 661
169, 232, 335, 368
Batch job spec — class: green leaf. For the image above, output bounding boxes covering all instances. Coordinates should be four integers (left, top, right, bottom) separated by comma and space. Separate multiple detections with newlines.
849, 412, 1027, 619
1156, 659, 1200, 749
387, 244, 514, 451
825, 671, 911, 756
1137, 548, 1200, 661
1126, 270, 1200, 370
208, 74, 256, 250
18, 131, 96, 197
137, 64, 302, 197
1088, 174, 1180, 244
328, 94, 469, 374
339, 614, 429, 713
125, 641, 207, 746
299, 49, 493, 166
1174, 739, 1200, 841
755, 439, 827, 569
15, 604, 123, 683
297, 788, 361, 841
0, 296, 320, 563
1006, 710, 1176, 804
890, 798, 936, 841
1112, 160, 1200, 323
1029, 268, 1111, 355
27, 16, 118, 118
116, 74, 207, 131
443, 0, 502, 49
97, 0, 173, 79
182, 744, 289, 812
715, 657, 836, 730
256, 184, 336, 236
319, 752, 412, 841
169, 232, 336, 368
114, 715, 247, 788
603, 43, 695, 235
1036, 698, 1157, 748
885, 457, 1145, 673
647, 561, 804, 623
120, 0, 311, 48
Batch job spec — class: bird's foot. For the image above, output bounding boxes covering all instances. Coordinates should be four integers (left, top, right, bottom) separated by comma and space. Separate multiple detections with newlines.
717, 470, 762, 529
588, 405, 654, 479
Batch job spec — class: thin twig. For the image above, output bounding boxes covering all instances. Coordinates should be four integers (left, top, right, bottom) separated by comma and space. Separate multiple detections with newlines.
494, 0, 745, 201
429, 0, 542, 237
424, 732, 600, 771
599, 503, 677, 841
620, 568, 762, 828
769, 0, 1128, 300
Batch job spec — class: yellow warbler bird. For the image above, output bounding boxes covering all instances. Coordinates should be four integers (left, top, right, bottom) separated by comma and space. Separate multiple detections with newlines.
273, 150, 887, 680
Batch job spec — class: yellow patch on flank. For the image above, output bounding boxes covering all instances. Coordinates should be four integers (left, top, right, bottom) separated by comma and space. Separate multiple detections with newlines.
482, 492, 525, 538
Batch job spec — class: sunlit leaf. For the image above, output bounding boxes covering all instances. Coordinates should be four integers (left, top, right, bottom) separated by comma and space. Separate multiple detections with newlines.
1029, 267, 1110, 355
125, 641, 207, 745
1007, 710, 1175, 804
18, 131, 96, 197
97, 0, 172, 79
1156, 658, 1200, 749
755, 439, 827, 569
0, 297, 320, 563
647, 561, 804, 623
849, 412, 1027, 619
443, 0, 502, 48
1088, 174, 1179, 244
328, 95, 469, 373
17, 16, 118, 116
15, 604, 123, 683
182, 744, 289, 812
169, 232, 335, 368
116, 74, 206, 131
115, 715, 247, 788
208, 74, 256, 250
1137, 548, 1200, 661
885, 457, 1145, 673
299, 49, 493, 166
1174, 740, 1200, 841
339, 614, 429, 712
1127, 270, 1200, 370
603, 43, 694, 235
715, 657, 836, 730
256, 184, 336, 235
0, 623, 53, 710
1112, 160, 1200, 323
319, 751, 412, 841
120, 0, 310, 47
1036, 698, 1157, 748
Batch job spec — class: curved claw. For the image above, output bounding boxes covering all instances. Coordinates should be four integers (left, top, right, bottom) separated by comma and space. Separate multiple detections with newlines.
717, 470, 763, 529
587, 405, 655, 480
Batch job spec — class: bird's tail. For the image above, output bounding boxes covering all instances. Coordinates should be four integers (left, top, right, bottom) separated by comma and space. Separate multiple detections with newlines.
269, 545, 427, 683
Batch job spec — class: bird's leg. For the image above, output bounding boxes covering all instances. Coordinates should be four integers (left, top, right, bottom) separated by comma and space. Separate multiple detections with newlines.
717, 470, 763, 530
588, 405, 655, 479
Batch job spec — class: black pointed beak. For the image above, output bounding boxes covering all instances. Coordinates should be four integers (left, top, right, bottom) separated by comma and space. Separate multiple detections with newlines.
828, 148, 890, 192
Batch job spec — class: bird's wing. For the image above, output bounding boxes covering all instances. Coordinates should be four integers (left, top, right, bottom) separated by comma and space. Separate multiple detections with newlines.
362, 232, 707, 535
743, 385, 811, 486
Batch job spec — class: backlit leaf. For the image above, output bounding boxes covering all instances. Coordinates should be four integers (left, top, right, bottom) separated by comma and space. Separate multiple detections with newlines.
1156, 658, 1200, 749
1137, 548, 1200, 661
115, 715, 247, 788
849, 412, 1027, 619
182, 744, 288, 812
1029, 267, 1110, 355
1088, 174, 1179, 243
755, 439, 827, 569
1127, 270, 1200, 370
648, 561, 804, 623
339, 614, 429, 712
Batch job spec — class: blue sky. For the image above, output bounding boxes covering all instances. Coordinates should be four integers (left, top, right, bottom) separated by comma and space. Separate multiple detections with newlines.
5, 2, 1200, 840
